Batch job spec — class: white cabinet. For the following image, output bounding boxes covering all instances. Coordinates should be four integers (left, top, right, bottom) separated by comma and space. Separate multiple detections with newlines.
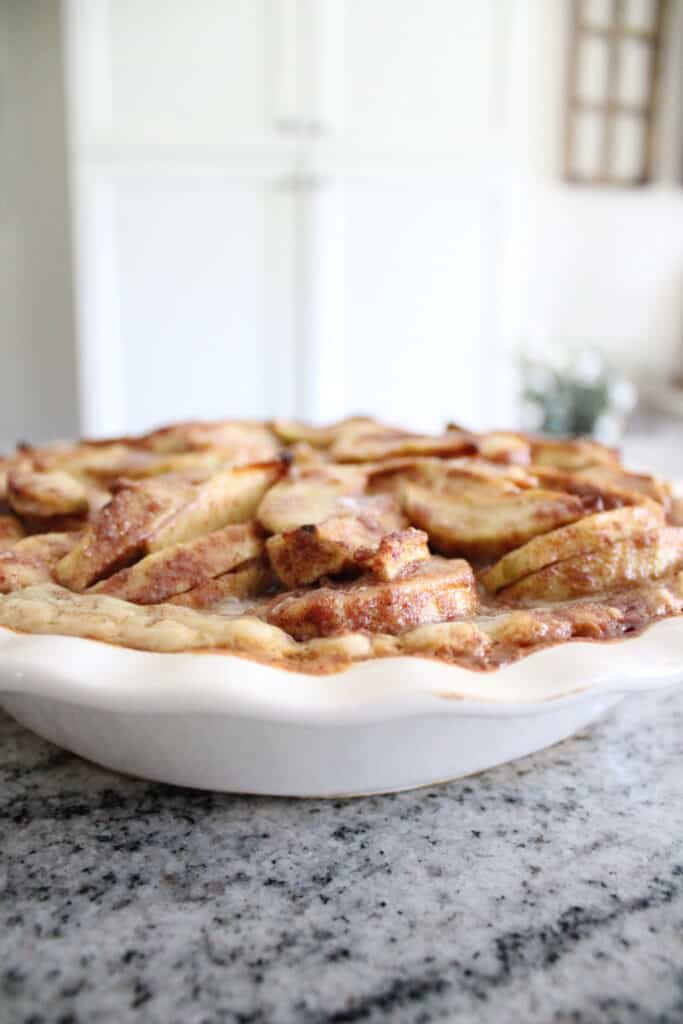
114, 171, 296, 432
67, 0, 301, 434
76, 0, 299, 147
66, 0, 515, 435
107, 0, 276, 145
313, 179, 495, 430
72, 166, 297, 434
322, 0, 502, 154
289, 0, 510, 429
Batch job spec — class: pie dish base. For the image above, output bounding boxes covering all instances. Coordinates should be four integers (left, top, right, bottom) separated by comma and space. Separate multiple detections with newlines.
2, 690, 624, 796
2, 620, 683, 795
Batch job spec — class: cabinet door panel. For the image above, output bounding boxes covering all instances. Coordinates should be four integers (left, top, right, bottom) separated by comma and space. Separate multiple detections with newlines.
335, 0, 501, 151
80, 171, 295, 434
100, 0, 280, 144
313, 181, 496, 431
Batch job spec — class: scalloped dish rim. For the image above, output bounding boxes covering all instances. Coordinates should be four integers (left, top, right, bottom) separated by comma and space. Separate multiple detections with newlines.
1, 612, 683, 722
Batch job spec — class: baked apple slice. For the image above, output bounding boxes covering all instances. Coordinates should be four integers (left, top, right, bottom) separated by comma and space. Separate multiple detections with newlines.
257, 464, 367, 534
391, 461, 587, 561
265, 495, 406, 587
330, 422, 477, 463
166, 559, 275, 610
534, 464, 669, 511
265, 556, 477, 640
54, 477, 195, 590
148, 459, 286, 550
499, 528, 683, 602
139, 419, 280, 462
23, 441, 156, 482
0, 514, 25, 552
473, 432, 531, 465
7, 463, 89, 519
270, 416, 376, 449
480, 503, 666, 594
356, 527, 430, 581
91, 521, 263, 605
529, 436, 619, 471
0, 532, 80, 593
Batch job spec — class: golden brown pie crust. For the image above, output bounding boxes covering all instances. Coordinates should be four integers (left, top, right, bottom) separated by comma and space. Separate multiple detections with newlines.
0, 418, 682, 674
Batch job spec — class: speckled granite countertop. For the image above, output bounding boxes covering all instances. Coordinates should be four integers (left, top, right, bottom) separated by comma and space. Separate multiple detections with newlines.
1, 690, 682, 1024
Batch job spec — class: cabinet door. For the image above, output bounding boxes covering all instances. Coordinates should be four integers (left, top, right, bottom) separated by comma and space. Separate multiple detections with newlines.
72, 0, 298, 148
306, 0, 504, 154
301, 177, 500, 432
75, 169, 296, 434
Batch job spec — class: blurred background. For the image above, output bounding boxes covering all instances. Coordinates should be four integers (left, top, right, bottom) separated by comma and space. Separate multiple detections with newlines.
1, 0, 682, 459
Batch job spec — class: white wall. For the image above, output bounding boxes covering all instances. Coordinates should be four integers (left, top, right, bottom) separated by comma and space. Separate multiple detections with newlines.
0, 0, 79, 443
521, 0, 683, 377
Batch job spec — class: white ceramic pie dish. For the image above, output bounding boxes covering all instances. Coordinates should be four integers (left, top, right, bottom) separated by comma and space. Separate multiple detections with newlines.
1, 619, 682, 796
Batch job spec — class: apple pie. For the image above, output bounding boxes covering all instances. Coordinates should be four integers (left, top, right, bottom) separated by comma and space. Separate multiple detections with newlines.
1, 417, 682, 673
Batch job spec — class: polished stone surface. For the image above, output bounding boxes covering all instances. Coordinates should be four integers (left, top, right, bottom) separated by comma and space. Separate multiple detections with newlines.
1, 689, 682, 1024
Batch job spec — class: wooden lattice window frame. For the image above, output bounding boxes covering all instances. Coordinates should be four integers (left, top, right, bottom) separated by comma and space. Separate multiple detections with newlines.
564, 0, 669, 185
